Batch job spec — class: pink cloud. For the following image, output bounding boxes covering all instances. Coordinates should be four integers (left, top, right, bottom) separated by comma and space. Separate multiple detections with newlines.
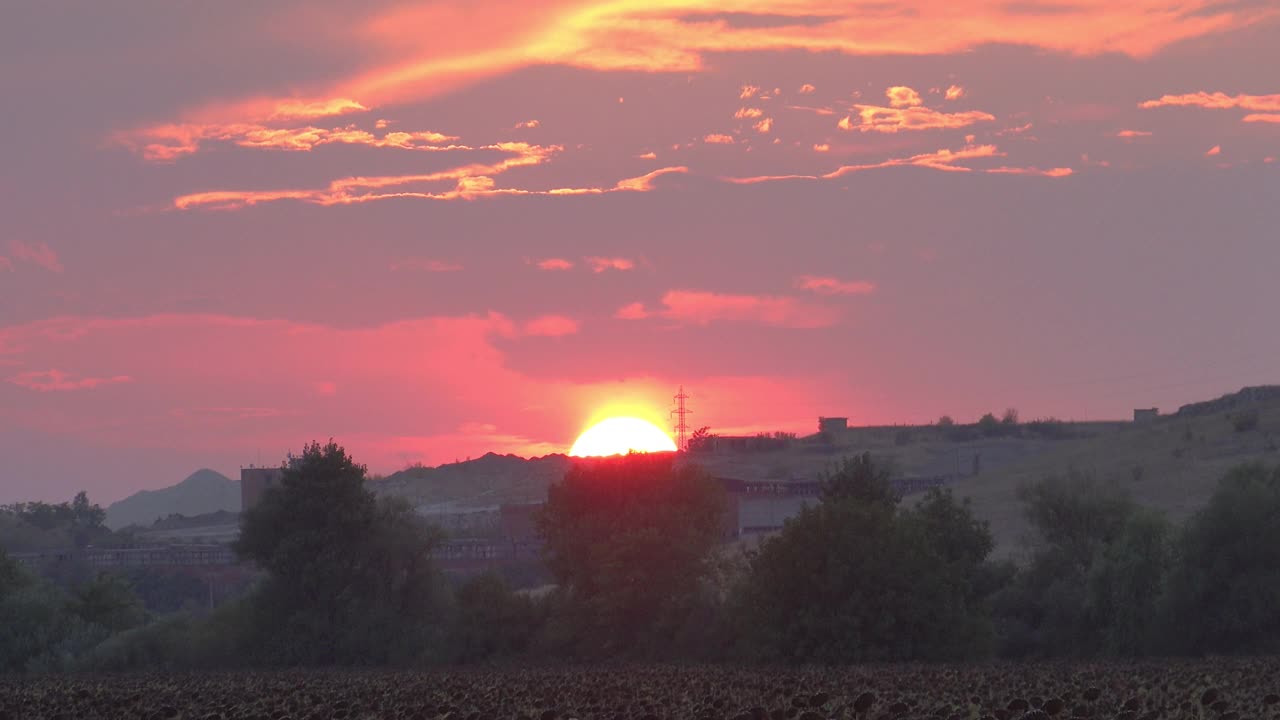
536, 258, 574, 271
796, 276, 877, 295
704, 133, 736, 144
813, 143, 831, 153
586, 257, 635, 273
1244, 114, 1280, 123
735, 107, 763, 119
945, 85, 965, 101
620, 290, 840, 329
614, 302, 650, 320
523, 315, 580, 337
514, 119, 540, 129
798, 84, 816, 95
9, 241, 64, 273
0, 257, 11, 272
1117, 129, 1153, 138
389, 258, 463, 272
724, 143, 1006, 185
8, 369, 133, 392
753, 118, 774, 133
1206, 145, 1222, 156
740, 85, 761, 100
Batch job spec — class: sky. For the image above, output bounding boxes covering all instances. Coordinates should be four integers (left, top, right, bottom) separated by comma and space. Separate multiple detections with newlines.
1, 1, 1278, 504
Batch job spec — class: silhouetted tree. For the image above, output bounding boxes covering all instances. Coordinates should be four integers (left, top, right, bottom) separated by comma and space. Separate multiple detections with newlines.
537, 453, 726, 657
236, 441, 446, 665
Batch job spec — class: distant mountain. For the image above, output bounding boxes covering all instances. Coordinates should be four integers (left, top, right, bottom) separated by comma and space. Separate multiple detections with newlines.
105, 469, 240, 529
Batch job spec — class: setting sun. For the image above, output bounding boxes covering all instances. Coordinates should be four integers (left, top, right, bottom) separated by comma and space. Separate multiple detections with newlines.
569, 417, 678, 457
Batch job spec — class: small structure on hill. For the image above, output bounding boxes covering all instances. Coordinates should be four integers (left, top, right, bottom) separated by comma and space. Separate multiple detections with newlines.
818, 416, 848, 433
1133, 408, 1159, 423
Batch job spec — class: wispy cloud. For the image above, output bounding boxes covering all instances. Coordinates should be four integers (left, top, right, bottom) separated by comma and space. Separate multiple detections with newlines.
796, 276, 877, 295
987, 166, 1074, 177
0, 257, 11, 272
726, 143, 1006, 184
9, 241, 63, 273
513, 119, 541, 129
839, 104, 995, 133
118, 122, 459, 162
586, 257, 635, 273
1140, 91, 1280, 112
1117, 129, 1153, 138
390, 258, 463, 272
8, 369, 132, 392
1205, 145, 1222, 157
704, 133, 736, 144
617, 290, 839, 328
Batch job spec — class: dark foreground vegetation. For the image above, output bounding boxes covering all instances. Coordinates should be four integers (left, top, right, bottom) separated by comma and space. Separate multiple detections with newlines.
4, 441, 1280, 674
5, 660, 1280, 720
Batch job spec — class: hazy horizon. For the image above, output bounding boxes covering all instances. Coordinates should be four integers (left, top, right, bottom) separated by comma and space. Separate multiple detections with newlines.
2, 1, 1278, 505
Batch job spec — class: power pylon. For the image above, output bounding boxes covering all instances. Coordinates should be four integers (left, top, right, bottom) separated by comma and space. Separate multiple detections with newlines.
671, 385, 692, 451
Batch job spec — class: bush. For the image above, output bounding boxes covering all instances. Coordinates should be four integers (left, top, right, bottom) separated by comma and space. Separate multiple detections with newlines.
735, 455, 995, 663
1162, 463, 1280, 654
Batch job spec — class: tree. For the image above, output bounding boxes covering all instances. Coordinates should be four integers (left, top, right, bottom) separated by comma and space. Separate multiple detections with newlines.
1084, 508, 1171, 655
978, 412, 1001, 437
69, 573, 146, 634
994, 469, 1151, 656
537, 453, 727, 657
236, 441, 446, 665
1162, 463, 1280, 654
937, 415, 956, 427
820, 452, 897, 506
447, 573, 540, 662
736, 454, 996, 662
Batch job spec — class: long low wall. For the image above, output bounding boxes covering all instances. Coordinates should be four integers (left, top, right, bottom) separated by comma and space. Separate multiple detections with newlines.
12, 544, 238, 569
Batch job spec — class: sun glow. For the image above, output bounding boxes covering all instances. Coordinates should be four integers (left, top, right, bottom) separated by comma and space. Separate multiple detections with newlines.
569, 416, 678, 457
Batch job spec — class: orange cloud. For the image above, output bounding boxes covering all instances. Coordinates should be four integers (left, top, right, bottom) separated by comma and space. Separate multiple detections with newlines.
753, 118, 774, 133
887, 86, 923, 108
523, 315, 580, 337
813, 143, 830, 152
1244, 114, 1280, 124
656, 290, 839, 328
798, 84, 816, 95
945, 85, 965, 101
9, 241, 63, 273
704, 133, 736, 144
986, 166, 1074, 177
536, 258, 574, 271
1205, 145, 1222, 156
586, 257, 635, 273
637, 151, 658, 159
725, 143, 1005, 184
118, 121, 461, 161
1140, 91, 1280, 112
1117, 129, 1153, 138
840, 104, 995, 133
390, 258, 463, 272
796, 276, 877, 295
7, 369, 133, 392
735, 107, 764, 119
115, 0, 1275, 151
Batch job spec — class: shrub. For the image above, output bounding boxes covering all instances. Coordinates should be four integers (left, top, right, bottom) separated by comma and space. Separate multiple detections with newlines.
1232, 409, 1260, 433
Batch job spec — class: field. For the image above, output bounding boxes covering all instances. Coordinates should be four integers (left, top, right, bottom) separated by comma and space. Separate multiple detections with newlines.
5, 660, 1280, 720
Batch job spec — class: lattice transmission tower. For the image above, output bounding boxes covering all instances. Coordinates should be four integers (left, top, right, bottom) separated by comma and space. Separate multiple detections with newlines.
671, 385, 692, 451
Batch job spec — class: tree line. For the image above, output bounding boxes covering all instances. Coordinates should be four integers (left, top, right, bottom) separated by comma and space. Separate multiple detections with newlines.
3, 441, 1280, 671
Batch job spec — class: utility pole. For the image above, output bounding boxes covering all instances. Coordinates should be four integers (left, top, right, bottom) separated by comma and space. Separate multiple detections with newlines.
671, 386, 692, 451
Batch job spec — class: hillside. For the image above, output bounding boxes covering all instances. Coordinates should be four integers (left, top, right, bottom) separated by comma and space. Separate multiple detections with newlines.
949, 386, 1280, 557
372, 453, 573, 511
105, 469, 240, 529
